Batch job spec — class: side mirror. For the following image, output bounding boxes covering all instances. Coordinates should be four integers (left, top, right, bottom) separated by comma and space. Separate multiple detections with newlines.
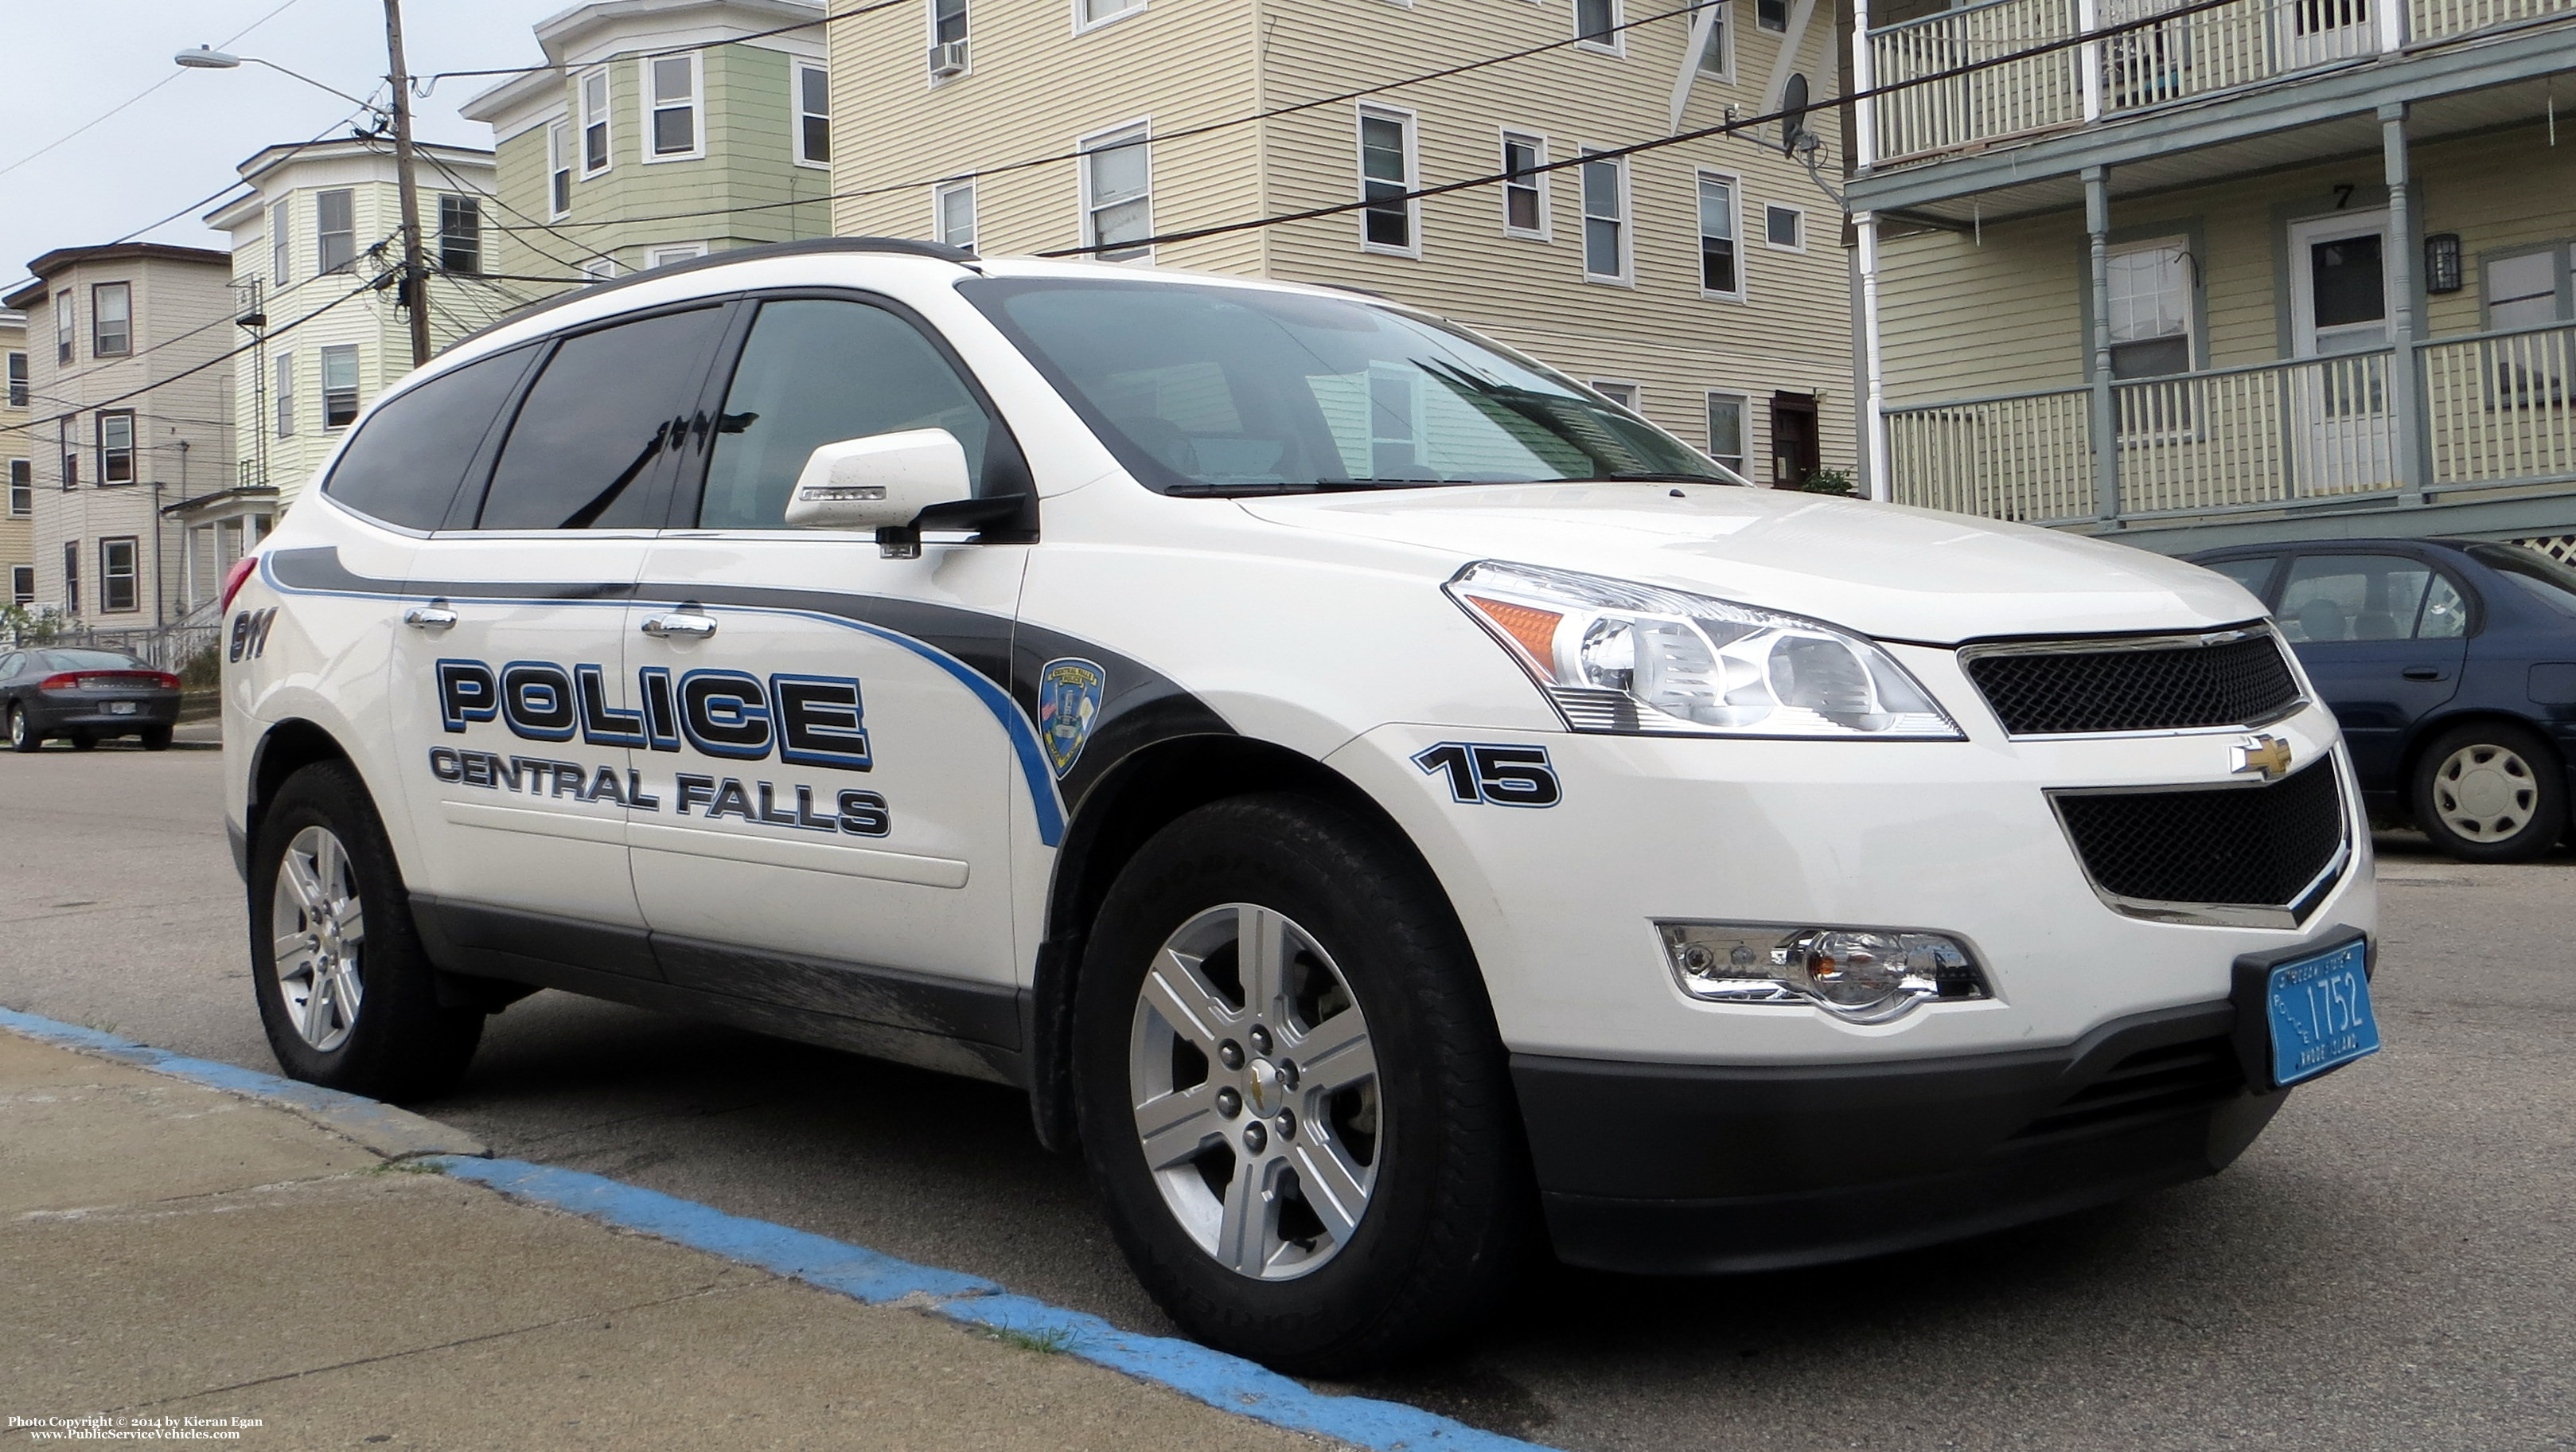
783, 428, 972, 533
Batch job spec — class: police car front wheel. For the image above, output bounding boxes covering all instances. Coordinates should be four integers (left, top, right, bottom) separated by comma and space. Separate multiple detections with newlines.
1073, 794, 1535, 1375
248, 761, 483, 1100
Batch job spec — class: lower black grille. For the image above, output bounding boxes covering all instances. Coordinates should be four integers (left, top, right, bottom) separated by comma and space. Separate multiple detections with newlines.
2055, 759, 2345, 908
1966, 630, 2301, 736
2016, 1035, 2243, 1140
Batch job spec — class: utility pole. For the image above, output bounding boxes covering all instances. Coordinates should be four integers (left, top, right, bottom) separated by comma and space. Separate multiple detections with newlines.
383, 0, 431, 367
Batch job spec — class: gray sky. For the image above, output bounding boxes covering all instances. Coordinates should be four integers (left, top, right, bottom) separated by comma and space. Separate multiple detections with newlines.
0, 0, 566, 294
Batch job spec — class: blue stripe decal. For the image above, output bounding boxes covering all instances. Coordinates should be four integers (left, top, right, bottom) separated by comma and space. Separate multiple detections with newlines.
255, 555, 1068, 846
0, 1005, 1560, 1452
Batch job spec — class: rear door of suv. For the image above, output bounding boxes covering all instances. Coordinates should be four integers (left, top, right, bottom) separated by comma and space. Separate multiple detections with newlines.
2270, 547, 2471, 790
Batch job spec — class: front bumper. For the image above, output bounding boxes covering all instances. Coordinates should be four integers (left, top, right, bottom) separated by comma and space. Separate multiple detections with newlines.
1517, 1001, 2282, 1274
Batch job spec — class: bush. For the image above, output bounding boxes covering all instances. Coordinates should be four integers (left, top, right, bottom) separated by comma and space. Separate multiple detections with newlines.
1798, 468, 1860, 498
178, 644, 224, 689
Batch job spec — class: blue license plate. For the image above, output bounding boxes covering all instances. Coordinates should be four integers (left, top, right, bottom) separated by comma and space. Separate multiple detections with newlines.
2264, 939, 2380, 1086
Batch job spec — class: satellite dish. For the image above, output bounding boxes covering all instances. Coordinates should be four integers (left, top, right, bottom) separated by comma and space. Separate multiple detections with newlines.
1780, 72, 1811, 157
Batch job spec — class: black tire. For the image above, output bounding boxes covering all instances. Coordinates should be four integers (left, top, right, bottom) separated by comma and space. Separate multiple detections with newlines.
6, 706, 39, 753
68, 733, 97, 751
1072, 793, 1534, 1376
140, 725, 173, 751
249, 759, 483, 1099
2410, 720, 2566, 863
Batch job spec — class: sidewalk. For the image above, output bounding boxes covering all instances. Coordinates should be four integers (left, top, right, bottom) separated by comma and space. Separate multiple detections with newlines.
0, 1027, 1343, 1451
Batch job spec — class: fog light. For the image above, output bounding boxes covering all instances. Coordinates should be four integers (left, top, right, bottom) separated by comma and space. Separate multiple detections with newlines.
1658, 923, 1986, 1023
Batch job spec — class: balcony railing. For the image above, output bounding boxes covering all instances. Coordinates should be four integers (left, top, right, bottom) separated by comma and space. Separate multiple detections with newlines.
1867, 0, 2573, 165
1885, 322, 2576, 525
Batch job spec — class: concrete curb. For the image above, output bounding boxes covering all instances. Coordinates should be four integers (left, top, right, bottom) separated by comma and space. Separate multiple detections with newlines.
0, 1008, 1561, 1452
0, 1008, 489, 1161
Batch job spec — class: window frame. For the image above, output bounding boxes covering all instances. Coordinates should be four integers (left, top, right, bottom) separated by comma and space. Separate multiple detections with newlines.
6, 349, 25, 409
98, 537, 139, 615
548, 119, 574, 217
62, 540, 78, 615
1705, 390, 1751, 477
581, 256, 619, 283
1072, 0, 1147, 36
1499, 130, 1550, 240
933, 179, 978, 252
1763, 202, 1806, 252
646, 242, 711, 270
438, 194, 484, 275
1578, 149, 1632, 284
90, 282, 131, 357
10, 564, 32, 608
1078, 119, 1155, 263
275, 351, 295, 437
1696, 170, 1745, 299
96, 409, 136, 485
795, 60, 833, 164
319, 344, 362, 431
8, 459, 30, 517
1697, 0, 1734, 80
58, 418, 76, 489
580, 68, 614, 177
1756, 0, 1790, 32
1357, 104, 1421, 259
271, 201, 292, 284
2104, 233, 2198, 381
55, 291, 73, 365
1589, 380, 1643, 413
316, 188, 357, 275
926, 0, 971, 83
641, 51, 706, 163
1573, 0, 1624, 53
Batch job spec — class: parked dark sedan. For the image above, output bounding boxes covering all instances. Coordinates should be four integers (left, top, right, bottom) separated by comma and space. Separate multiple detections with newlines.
0, 648, 182, 752
2187, 537, 2576, 861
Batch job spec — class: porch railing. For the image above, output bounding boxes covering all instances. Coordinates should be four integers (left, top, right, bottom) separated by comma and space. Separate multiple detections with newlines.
1887, 322, 2576, 525
1868, 0, 2574, 165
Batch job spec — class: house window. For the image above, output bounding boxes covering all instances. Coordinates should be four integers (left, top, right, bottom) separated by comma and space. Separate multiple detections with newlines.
1081, 123, 1152, 262
1698, 1, 1732, 76
1358, 108, 1417, 254
1764, 204, 1803, 249
645, 53, 700, 159
1757, 0, 1789, 31
1575, 0, 1620, 47
9, 460, 29, 517
1592, 381, 1641, 412
320, 344, 360, 428
935, 181, 977, 251
1697, 174, 1740, 295
58, 418, 76, 488
582, 256, 618, 283
1580, 153, 1627, 280
1706, 392, 1749, 475
10, 564, 31, 607
99, 537, 139, 613
2484, 246, 2570, 331
582, 69, 612, 174
55, 291, 73, 364
6, 350, 24, 408
275, 352, 295, 436
1078, 0, 1144, 29
1502, 133, 1547, 236
548, 121, 573, 217
797, 63, 832, 164
271, 201, 291, 284
2106, 237, 2192, 378
62, 541, 78, 615
317, 189, 357, 275
97, 410, 135, 484
928, 0, 969, 79
438, 196, 483, 275
646, 243, 708, 269
90, 282, 132, 357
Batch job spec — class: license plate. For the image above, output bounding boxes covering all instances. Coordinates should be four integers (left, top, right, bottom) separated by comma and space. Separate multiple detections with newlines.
2264, 939, 2380, 1086
106, 701, 138, 716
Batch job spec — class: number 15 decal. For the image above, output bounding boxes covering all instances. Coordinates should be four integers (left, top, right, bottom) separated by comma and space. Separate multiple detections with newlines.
1412, 742, 1562, 808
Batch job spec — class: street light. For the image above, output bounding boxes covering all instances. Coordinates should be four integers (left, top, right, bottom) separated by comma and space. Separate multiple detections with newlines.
174, 2, 433, 369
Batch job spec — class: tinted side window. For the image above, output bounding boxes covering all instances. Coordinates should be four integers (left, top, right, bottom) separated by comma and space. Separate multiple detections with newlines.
2278, 555, 2455, 642
478, 306, 727, 531
697, 299, 998, 530
323, 345, 535, 529
2204, 555, 2278, 600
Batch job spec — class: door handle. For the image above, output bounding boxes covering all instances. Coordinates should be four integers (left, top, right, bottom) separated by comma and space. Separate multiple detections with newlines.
401, 603, 458, 631
2401, 666, 2444, 681
641, 611, 719, 640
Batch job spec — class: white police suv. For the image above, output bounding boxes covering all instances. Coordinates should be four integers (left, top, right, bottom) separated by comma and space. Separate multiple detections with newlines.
222, 239, 2381, 1373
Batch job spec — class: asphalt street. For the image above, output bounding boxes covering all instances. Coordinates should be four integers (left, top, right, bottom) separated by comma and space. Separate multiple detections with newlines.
3, 744, 2570, 1451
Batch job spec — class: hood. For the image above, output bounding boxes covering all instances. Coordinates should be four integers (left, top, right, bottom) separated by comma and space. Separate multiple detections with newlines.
1237, 484, 2262, 645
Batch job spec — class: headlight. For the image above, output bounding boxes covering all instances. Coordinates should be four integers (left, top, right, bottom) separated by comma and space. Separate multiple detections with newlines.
1447, 561, 1960, 739
1657, 923, 1989, 1023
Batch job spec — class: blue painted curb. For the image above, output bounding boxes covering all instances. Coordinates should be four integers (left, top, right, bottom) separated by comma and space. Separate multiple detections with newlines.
0, 1006, 1560, 1452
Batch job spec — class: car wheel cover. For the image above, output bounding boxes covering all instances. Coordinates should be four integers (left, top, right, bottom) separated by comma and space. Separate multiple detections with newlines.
1128, 903, 1382, 1282
2431, 742, 2539, 843
271, 825, 368, 1052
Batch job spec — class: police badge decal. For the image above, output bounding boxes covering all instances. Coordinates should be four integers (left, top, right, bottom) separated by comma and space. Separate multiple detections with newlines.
1037, 658, 1106, 779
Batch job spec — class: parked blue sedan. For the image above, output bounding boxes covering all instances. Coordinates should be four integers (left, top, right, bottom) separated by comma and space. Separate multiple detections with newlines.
2186, 537, 2576, 861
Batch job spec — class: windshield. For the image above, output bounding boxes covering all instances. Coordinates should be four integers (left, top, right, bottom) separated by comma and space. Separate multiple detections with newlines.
2470, 544, 2576, 619
39, 650, 149, 670
963, 277, 1737, 496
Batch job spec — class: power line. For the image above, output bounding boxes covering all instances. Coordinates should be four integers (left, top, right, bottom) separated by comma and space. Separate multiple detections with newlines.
0, 0, 329, 181
2, 277, 380, 439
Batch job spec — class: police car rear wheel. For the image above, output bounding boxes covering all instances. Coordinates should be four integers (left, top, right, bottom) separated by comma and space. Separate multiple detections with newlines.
1074, 793, 1534, 1376
249, 761, 483, 1100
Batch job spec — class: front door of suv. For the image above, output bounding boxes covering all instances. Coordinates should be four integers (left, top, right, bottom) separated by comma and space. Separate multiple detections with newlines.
628, 294, 1035, 1048
388, 302, 734, 968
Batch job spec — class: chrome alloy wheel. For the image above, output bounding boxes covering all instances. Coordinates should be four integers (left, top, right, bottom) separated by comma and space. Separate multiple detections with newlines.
1128, 904, 1382, 1281
2431, 742, 2539, 843
271, 825, 367, 1052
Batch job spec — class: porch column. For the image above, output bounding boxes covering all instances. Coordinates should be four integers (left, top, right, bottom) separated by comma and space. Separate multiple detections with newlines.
1857, 212, 1892, 501
2382, 102, 2429, 505
2085, 167, 2120, 524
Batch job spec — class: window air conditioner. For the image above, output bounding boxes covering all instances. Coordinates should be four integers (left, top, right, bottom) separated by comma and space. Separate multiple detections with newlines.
928, 40, 969, 76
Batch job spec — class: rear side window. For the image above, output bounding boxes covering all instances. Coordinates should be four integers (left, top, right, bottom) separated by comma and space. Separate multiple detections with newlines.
2278, 555, 2464, 642
323, 345, 535, 529
696, 299, 1000, 529
477, 306, 728, 531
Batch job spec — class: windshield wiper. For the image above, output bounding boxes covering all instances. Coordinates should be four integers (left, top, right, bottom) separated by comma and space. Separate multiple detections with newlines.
1162, 478, 1458, 497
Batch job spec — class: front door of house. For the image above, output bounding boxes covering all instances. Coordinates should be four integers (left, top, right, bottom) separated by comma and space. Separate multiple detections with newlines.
2287, 211, 2397, 495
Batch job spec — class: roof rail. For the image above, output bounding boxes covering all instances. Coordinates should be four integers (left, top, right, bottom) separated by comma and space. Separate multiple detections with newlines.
447, 236, 980, 351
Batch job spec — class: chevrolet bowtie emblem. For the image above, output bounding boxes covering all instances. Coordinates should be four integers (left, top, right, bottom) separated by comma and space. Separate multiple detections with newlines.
2232, 734, 2293, 781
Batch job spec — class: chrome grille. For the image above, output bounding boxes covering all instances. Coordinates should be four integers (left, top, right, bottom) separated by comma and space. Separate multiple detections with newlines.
1962, 627, 2302, 736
